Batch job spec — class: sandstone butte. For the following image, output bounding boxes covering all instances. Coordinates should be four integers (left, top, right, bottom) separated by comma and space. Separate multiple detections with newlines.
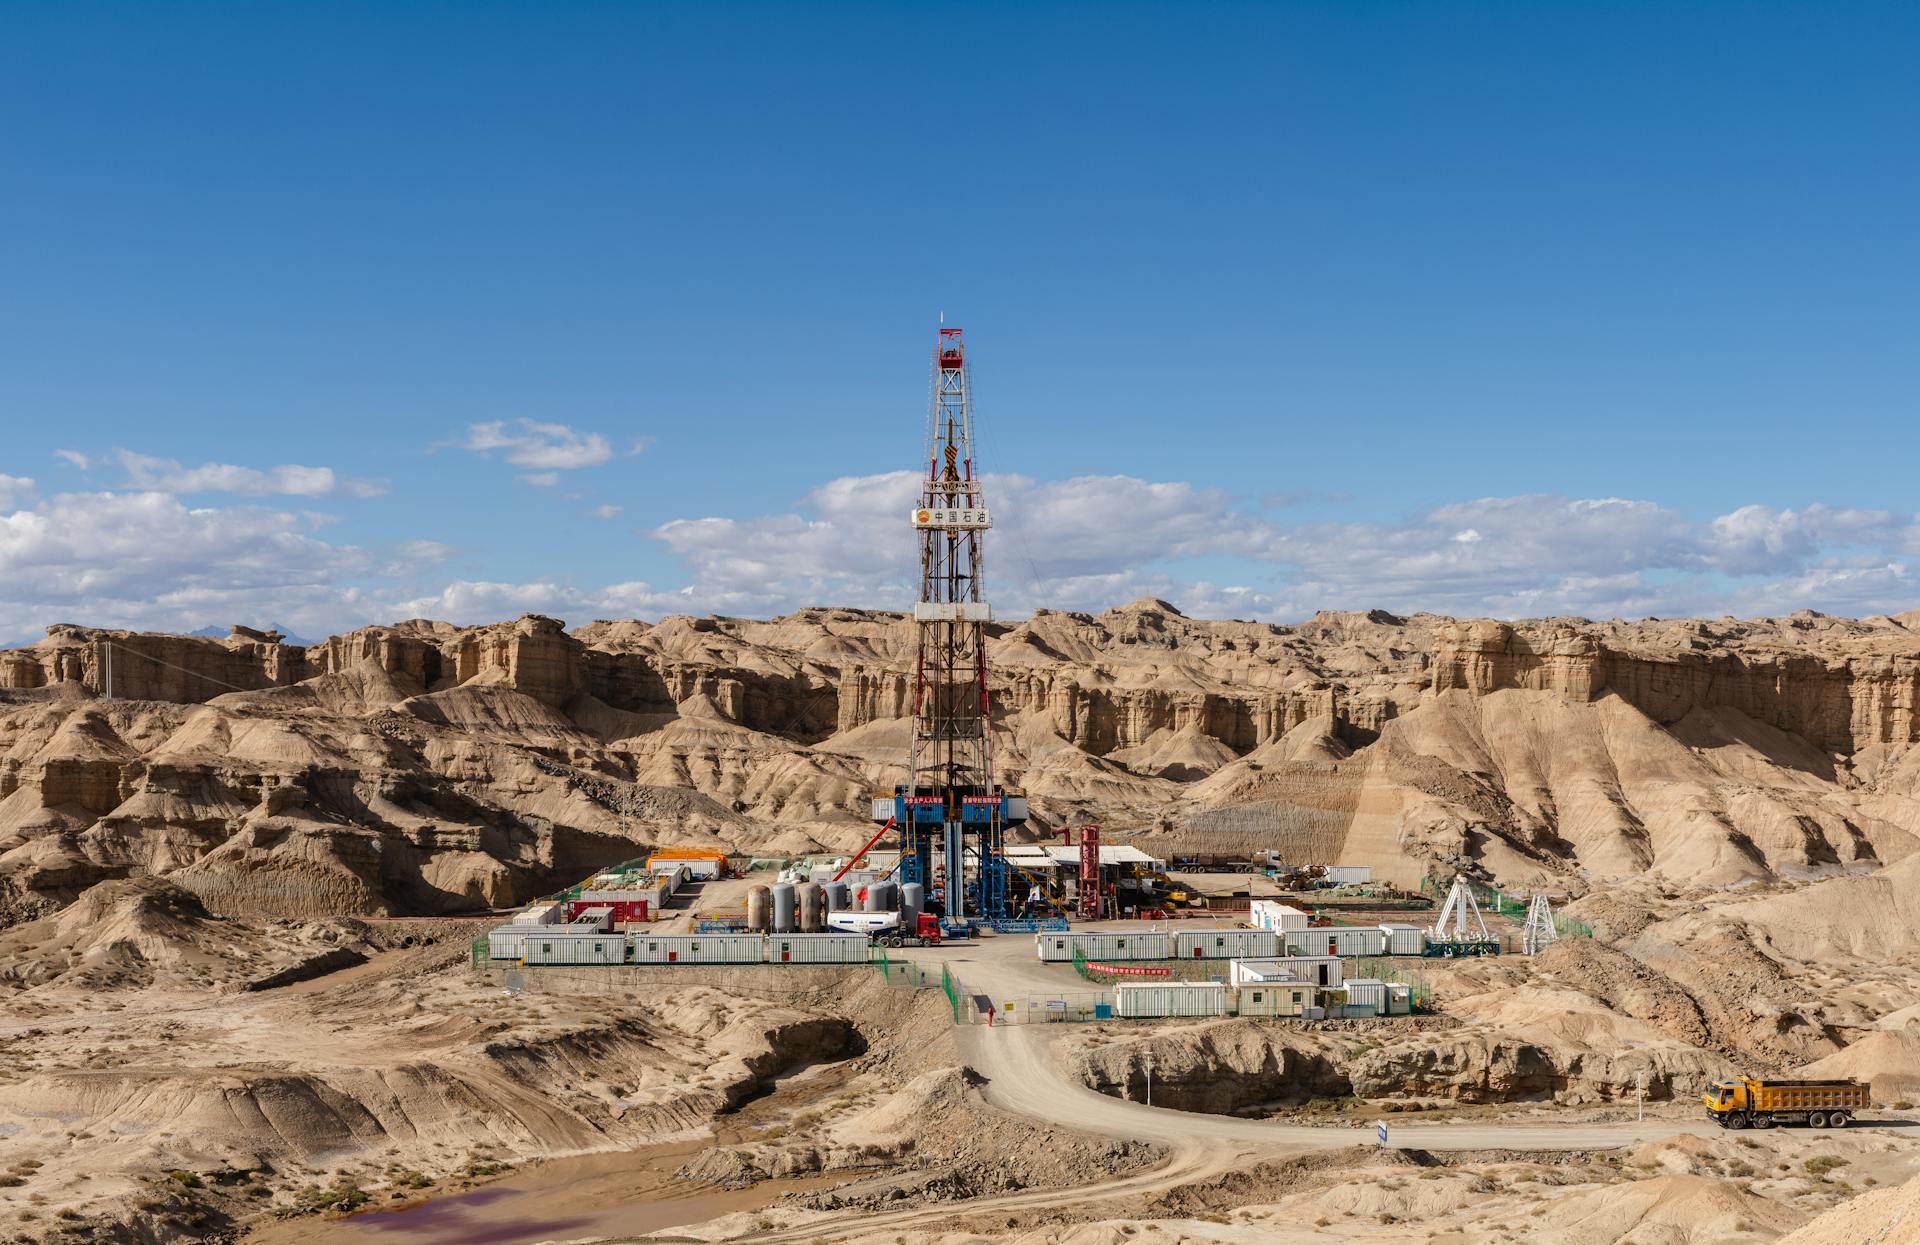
1, 598, 1917, 921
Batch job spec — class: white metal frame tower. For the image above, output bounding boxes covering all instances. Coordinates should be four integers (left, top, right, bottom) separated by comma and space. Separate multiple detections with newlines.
1432, 875, 1491, 945
1521, 892, 1559, 955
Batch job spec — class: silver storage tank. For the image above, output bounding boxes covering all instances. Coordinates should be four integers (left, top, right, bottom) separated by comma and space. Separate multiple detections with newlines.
874, 880, 898, 913
825, 881, 851, 912
746, 885, 771, 933
861, 883, 882, 913
770, 883, 797, 933
797, 884, 824, 932
900, 882, 925, 923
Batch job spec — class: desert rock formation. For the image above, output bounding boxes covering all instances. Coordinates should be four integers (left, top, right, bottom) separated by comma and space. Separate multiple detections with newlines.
6, 603, 1920, 917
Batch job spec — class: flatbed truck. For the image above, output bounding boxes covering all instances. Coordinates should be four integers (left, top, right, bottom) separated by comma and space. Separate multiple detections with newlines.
1705, 1076, 1868, 1129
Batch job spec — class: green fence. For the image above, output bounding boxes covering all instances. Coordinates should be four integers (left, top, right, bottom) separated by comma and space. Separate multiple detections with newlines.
1553, 912, 1594, 939
471, 935, 488, 969
940, 964, 960, 1022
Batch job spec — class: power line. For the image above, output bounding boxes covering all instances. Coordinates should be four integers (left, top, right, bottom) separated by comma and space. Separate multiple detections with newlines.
98, 638, 264, 699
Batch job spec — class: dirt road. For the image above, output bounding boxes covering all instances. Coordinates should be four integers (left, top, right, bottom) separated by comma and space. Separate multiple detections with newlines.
962, 1022, 1721, 1151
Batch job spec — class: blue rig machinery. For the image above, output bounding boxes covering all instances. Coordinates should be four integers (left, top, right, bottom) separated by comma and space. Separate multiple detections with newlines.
867, 327, 1029, 924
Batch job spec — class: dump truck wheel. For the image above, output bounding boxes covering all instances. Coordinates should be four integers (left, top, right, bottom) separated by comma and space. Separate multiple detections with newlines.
1808, 1111, 1829, 1129
1726, 1113, 1748, 1129
1829, 1112, 1849, 1128
1752, 1115, 1776, 1129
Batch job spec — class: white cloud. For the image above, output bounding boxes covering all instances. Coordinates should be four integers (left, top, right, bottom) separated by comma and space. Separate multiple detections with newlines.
519, 471, 561, 488
52, 450, 89, 470
591, 504, 623, 519
115, 451, 339, 497
0, 475, 35, 510
459, 420, 614, 470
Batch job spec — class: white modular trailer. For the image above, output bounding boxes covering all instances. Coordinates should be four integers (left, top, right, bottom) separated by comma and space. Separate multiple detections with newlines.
1248, 900, 1312, 933
768, 933, 870, 964
1287, 926, 1389, 958
510, 901, 565, 926
1378, 923, 1427, 955
1228, 958, 1301, 989
486, 925, 531, 959
1323, 865, 1373, 885
1236, 983, 1316, 1017
1034, 931, 1172, 963
1242, 954, 1344, 988
521, 933, 628, 965
1114, 981, 1229, 1018
638, 882, 670, 913
572, 907, 615, 932
1173, 929, 1282, 960
1342, 978, 1387, 1012
1384, 983, 1413, 1015
630, 933, 765, 965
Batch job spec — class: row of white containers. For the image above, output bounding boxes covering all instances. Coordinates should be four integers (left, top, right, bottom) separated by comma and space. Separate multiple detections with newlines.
500, 931, 872, 966
1114, 978, 1410, 1018
1036, 925, 1424, 963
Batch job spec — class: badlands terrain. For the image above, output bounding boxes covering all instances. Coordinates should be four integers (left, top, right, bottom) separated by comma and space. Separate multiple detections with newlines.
1, 601, 1920, 1241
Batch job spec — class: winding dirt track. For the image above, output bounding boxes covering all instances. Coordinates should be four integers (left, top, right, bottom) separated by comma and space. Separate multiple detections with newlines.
679, 1023, 1721, 1244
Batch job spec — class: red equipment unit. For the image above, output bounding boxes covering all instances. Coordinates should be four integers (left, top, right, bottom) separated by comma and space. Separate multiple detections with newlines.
568, 899, 648, 923
1077, 824, 1102, 920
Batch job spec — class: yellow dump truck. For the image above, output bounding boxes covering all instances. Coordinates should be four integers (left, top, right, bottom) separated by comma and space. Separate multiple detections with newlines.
1704, 1077, 1868, 1129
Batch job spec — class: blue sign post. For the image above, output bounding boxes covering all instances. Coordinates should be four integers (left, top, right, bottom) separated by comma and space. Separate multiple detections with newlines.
1375, 1120, 1389, 1147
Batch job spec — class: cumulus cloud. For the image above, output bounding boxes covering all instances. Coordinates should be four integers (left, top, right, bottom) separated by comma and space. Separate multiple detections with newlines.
115, 451, 342, 498
0, 475, 36, 510
459, 420, 614, 470
52, 449, 89, 469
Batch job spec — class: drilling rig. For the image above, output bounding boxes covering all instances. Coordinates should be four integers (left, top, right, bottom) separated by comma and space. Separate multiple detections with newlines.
868, 328, 1028, 924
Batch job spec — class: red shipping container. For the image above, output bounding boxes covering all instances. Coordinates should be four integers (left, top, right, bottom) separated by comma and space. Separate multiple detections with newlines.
568, 899, 648, 923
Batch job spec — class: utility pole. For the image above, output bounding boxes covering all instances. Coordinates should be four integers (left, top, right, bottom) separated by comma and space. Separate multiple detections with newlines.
103, 639, 113, 700
1144, 1049, 1154, 1108
1636, 1071, 1646, 1122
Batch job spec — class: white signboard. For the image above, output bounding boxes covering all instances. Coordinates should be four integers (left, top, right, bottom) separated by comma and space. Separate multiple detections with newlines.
912, 507, 991, 530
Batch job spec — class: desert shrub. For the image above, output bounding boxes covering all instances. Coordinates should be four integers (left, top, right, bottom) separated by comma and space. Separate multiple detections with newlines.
1803, 1156, 1849, 1177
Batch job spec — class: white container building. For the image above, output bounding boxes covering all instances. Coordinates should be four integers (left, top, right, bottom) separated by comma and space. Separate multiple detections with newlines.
510, 901, 565, 926
572, 907, 614, 932
486, 925, 530, 960
767, 933, 869, 964
1235, 982, 1316, 1017
1384, 982, 1413, 1015
1236, 954, 1343, 988
1174, 929, 1283, 960
1378, 923, 1426, 955
521, 933, 627, 966
1034, 931, 1171, 963
1114, 981, 1229, 1018
1341, 978, 1387, 1015
1323, 865, 1373, 886
1248, 900, 1312, 933
1287, 926, 1389, 958
630, 933, 765, 965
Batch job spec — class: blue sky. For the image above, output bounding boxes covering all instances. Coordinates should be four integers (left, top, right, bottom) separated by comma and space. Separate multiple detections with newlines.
2, 3, 1917, 642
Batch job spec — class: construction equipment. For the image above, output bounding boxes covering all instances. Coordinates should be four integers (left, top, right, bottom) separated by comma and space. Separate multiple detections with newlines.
832, 818, 896, 883
1426, 875, 1499, 957
1705, 1077, 1868, 1129
868, 328, 1028, 921
1076, 824, 1102, 920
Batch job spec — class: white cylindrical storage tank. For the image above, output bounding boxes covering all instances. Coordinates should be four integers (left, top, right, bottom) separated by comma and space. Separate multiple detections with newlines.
798, 884, 824, 932
771, 883, 797, 933
746, 886, 771, 933
1379, 924, 1426, 955
825, 881, 851, 912
1114, 981, 1228, 1018
900, 882, 924, 924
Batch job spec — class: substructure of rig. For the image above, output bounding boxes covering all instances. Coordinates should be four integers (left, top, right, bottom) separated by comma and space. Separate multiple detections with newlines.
865, 327, 1030, 926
